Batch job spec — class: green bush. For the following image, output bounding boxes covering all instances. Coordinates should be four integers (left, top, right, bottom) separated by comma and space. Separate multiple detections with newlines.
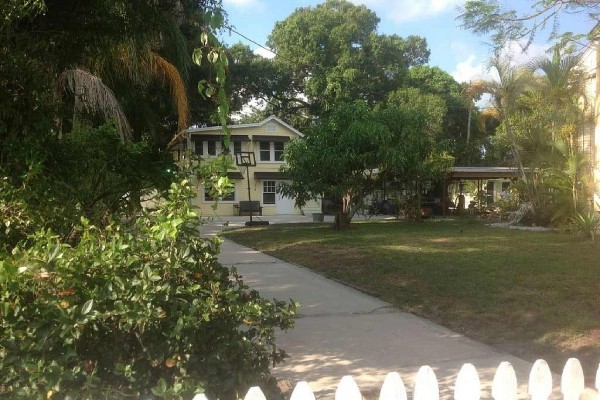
0, 179, 297, 399
570, 210, 600, 242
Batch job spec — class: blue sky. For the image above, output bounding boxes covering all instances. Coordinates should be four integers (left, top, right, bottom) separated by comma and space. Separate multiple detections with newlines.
219, 0, 595, 83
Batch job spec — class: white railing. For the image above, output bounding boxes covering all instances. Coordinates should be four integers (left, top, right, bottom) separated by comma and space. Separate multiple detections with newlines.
193, 358, 599, 400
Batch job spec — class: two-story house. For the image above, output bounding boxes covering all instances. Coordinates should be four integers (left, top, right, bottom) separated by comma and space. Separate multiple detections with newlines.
186, 116, 321, 217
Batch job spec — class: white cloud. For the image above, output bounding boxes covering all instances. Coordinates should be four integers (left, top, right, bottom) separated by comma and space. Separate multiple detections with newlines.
351, 0, 465, 22
452, 39, 550, 84
222, 0, 265, 11
253, 47, 276, 59
452, 54, 485, 83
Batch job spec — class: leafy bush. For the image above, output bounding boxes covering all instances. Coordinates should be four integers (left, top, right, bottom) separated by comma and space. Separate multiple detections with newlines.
570, 211, 600, 242
0, 179, 297, 399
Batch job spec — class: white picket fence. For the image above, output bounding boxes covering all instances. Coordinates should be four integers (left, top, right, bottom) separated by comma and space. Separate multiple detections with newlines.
192, 358, 599, 400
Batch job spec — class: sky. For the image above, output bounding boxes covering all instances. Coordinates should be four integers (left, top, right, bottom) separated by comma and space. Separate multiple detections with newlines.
218, 0, 597, 84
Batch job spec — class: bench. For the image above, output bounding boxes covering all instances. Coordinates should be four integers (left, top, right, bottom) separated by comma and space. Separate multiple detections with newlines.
236, 201, 263, 216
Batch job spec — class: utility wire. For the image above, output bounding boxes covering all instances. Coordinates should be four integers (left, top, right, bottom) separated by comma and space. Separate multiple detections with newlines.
226, 26, 278, 58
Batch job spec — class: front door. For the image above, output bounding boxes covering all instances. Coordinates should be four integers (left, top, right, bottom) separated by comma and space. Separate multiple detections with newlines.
275, 181, 294, 214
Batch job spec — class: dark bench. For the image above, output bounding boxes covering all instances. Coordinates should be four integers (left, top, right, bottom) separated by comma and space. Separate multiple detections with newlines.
236, 201, 262, 216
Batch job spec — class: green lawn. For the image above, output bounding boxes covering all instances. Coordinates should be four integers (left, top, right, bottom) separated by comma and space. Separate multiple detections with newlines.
223, 219, 600, 377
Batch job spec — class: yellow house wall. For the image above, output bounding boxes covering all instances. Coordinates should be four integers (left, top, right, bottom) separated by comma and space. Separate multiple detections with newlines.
189, 118, 321, 217
581, 40, 600, 209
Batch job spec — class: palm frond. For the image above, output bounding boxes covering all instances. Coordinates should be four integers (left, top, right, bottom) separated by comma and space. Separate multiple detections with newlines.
151, 52, 190, 133
60, 68, 132, 141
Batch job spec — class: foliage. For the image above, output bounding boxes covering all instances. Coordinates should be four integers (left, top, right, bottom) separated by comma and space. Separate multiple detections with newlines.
0, 179, 297, 399
280, 102, 389, 228
266, 0, 430, 121
1, 125, 174, 249
384, 89, 455, 221
280, 99, 453, 227
570, 210, 600, 242
1, 0, 226, 149
459, 0, 599, 54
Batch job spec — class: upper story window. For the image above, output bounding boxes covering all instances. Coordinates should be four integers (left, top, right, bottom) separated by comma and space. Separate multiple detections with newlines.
193, 138, 243, 157
259, 141, 285, 162
193, 139, 218, 156
266, 123, 277, 132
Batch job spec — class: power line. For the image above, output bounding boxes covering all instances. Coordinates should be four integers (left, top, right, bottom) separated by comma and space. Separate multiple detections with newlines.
226, 26, 278, 58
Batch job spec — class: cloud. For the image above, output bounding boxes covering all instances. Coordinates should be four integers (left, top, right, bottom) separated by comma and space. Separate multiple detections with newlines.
253, 47, 276, 59
222, 0, 265, 11
452, 54, 485, 83
351, 0, 465, 22
451, 39, 550, 83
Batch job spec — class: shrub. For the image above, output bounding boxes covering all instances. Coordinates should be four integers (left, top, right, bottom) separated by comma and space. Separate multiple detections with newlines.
0, 179, 297, 399
570, 210, 600, 242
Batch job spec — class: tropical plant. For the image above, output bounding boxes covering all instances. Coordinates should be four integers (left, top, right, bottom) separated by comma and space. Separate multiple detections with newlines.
570, 210, 600, 242
0, 179, 297, 399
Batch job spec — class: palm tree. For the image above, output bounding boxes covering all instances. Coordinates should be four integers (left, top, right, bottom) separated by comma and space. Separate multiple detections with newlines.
528, 50, 586, 149
528, 50, 589, 212
471, 57, 532, 186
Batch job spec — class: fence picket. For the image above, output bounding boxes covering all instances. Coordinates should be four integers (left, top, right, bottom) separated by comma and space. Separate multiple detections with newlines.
455, 363, 480, 400
244, 386, 267, 400
335, 375, 362, 400
379, 372, 407, 400
528, 359, 552, 400
290, 381, 316, 400
188, 357, 600, 400
492, 362, 517, 400
561, 358, 584, 400
414, 366, 439, 400
596, 364, 600, 398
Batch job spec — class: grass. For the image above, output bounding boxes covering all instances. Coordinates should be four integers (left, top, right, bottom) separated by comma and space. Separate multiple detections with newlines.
223, 218, 600, 378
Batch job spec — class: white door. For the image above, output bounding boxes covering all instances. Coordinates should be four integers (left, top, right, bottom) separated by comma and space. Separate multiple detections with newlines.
276, 181, 295, 214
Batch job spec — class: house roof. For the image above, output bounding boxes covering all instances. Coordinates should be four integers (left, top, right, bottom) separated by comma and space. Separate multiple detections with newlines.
449, 167, 521, 180
186, 115, 304, 137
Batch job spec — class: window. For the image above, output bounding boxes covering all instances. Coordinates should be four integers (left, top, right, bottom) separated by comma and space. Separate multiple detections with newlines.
501, 181, 510, 192
274, 142, 284, 161
193, 139, 219, 156
194, 141, 203, 155
207, 140, 216, 156
258, 141, 285, 162
260, 141, 271, 161
204, 184, 235, 202
233, 141, 242, 154
266, 123, 277, 132
263, 181, 276, 204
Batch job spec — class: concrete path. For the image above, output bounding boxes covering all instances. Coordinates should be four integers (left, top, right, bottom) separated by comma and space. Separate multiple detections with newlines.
202, 216, 550, 399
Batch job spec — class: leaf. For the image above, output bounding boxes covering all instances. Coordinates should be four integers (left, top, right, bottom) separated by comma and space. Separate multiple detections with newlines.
193, 48, 203, 66
81, 299, 93, 315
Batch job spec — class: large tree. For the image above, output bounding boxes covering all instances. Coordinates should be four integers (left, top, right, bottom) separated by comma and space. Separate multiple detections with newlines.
266, 0, 430, 121
280, 98, 454, 228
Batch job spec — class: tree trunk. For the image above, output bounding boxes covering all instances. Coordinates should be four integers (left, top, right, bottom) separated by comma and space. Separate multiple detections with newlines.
333, 193, 353, 229
466, 106, 472, 146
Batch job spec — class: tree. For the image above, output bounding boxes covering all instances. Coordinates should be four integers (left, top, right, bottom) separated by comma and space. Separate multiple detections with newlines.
459, 0, 600, 53
384, 89, 455, 220
266, 0, 429, 120
280, 98, 454, 228
280, 102, 390, 228
407, 66, 483, 164
471, 57, 532, 185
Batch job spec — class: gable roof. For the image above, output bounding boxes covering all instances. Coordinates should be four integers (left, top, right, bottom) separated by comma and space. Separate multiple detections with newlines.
186, 115, 304, 137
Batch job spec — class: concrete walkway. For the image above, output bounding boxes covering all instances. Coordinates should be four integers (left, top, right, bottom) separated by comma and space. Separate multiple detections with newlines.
202, 216, 548, 399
